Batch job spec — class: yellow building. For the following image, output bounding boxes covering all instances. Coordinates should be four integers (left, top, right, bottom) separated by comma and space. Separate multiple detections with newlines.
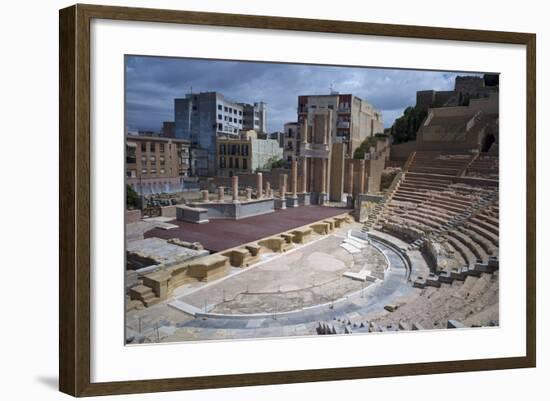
126, 135, 190, 194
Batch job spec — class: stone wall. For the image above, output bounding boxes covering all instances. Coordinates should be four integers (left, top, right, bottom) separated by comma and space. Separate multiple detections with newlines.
126, 209, 142, 223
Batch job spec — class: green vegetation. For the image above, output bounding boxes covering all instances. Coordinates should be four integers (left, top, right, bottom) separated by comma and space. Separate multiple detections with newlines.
268, 157, 285, 169
390, 106, 427, 145
126, 184, 139, 208
353, 133, 387, 159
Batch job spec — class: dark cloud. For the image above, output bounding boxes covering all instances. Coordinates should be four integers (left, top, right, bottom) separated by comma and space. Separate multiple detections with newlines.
125, 55, 481, 132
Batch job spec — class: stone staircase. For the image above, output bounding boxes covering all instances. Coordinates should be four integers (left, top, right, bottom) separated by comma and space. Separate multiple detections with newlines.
362, 171, 404, 233
129, 284, 161, 307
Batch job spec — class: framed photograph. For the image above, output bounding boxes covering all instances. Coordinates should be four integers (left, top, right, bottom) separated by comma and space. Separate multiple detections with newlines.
59, 4, 536, 397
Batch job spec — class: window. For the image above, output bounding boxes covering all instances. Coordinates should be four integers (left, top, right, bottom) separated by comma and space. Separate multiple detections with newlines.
141, 142, 146, 152
224, 116, 228, 121
218, 114, 222, 120
141, 155, 147, 164
224, 106, 228, 112
150, 156, 156, 163
160, 156, 165, 164
150, 143, 156, 152
242, 158, 248, 170
229, 157, 233, 168
159, 143, 165, 153
233, 109, 237, 114
239, 110, 242, 115
141, 168, 147, 174
242, 145, 249, 156
235, 158, 240, 169
239, 119, 242, 124
218, 123, 222, 130
218, 104, 222, 110
160, 168, 165, 174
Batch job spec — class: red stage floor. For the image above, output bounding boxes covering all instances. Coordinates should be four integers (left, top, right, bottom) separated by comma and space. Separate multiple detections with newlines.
144, 205, 351, 253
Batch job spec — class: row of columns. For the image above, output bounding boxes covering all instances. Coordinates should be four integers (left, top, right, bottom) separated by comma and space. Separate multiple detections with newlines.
202, 160, 312, 204
202, 157, 364, 205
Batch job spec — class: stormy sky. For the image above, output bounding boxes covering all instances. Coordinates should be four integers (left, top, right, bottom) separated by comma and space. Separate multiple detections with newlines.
125, 55, 481, 133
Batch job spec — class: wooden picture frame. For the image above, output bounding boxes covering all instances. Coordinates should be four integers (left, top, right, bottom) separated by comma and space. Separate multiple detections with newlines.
59, 3, 536, 397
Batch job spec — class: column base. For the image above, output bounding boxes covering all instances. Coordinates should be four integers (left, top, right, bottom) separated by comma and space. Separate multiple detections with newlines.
286, 196, 299, 208
346, 195, 354, 209
274, 198, 287, 210
318, 192, 328, 205
297, 192, 311, 206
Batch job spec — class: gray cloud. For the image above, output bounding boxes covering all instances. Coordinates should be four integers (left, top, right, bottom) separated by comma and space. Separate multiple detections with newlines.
125, 55, 481, 133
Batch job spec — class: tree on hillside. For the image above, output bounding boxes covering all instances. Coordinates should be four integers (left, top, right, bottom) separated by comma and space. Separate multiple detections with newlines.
353, 133, 387, 159
390, 106, 427, 145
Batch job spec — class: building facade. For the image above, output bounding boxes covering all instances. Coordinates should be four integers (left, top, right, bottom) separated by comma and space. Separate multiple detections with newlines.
297, 93, 383, 159
174, 92, 245, 175
161, 121, 175, 138
239, 102, 267, 133
283, 122, 299, 164
216, 131, 283, 176
126, 135, 190, 195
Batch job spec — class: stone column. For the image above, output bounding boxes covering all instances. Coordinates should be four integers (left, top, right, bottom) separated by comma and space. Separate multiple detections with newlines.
217, 186, 225, 202
256, 172, 263, 199
321, 159, 327, 193
359, 160, 366, 194
265, 181, 271, 198
301, 158, 308, 193
347, 160, 354, 195
279, 173, 287, 193
246, 187, 252, 201
201, 190, 209, 202
291, 160, 298, 197
232, 175, 239, 202
280, 184, 286, 200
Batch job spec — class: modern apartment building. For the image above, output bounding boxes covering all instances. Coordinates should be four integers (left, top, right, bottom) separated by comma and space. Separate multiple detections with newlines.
174, 92, 245, 175
297, 93, 383, 157
239, 101, 267, 133
216, 130, 283, 176
126, 135, 190, 195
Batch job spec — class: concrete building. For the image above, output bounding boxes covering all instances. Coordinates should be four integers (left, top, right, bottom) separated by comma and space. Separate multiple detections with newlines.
297, 93, 383, 158
239, 101, 267, 133
126, 135, 190, 195
216, 130, 283, 176
283, 122, 299, 165
174, 92, 244, 175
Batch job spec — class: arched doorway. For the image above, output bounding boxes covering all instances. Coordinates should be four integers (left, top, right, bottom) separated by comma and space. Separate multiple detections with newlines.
481, 133, 495, 153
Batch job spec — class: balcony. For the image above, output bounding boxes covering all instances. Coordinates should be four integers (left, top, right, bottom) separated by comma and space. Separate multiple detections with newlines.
337, 121, 350, 129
